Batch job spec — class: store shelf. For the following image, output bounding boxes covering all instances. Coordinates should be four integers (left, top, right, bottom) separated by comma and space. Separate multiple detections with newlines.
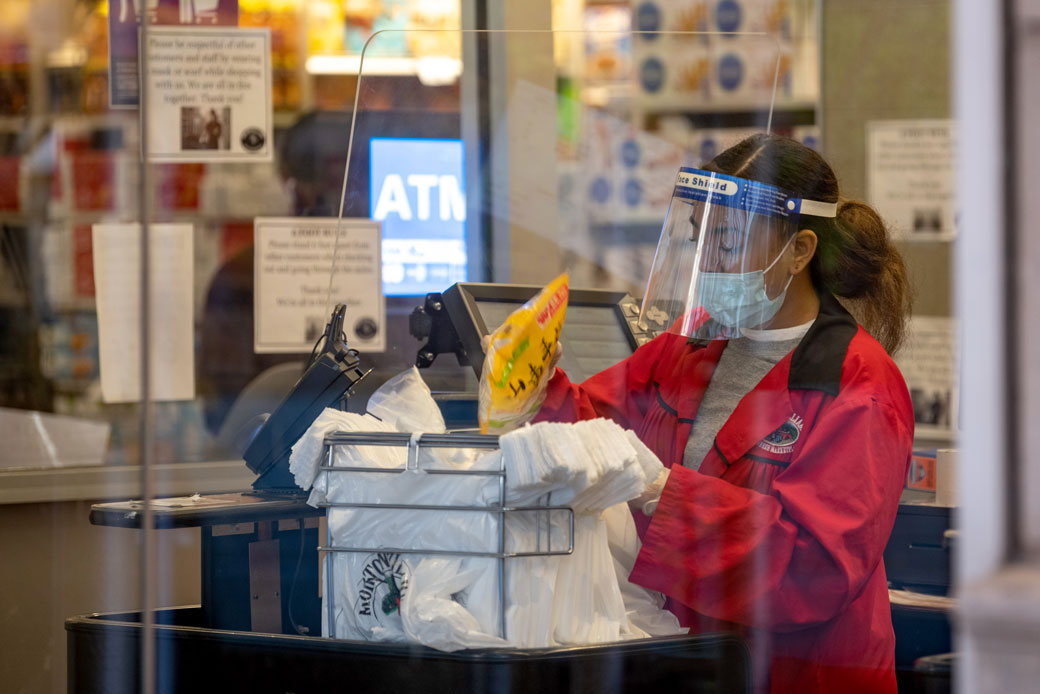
273, 110, 300, 129
639, 98, 817, 115
643, 105, 817, 130
0, 460, 256, 505
41, 210, 263, 225
49, 112, 138, 130
41, 298, 97, 313
305, 54, 462, 84
0, 212, 28, 225
577, 82, 817, 117
48, 377, 97, 393
0, 289, 28, 308
0, 116, 29, 130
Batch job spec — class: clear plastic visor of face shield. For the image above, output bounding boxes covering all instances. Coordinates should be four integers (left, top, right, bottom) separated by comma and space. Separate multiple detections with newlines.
638, 167, 838, 341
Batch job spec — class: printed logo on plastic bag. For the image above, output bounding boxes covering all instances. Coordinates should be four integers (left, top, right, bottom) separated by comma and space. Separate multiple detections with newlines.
354, 552, 410, 634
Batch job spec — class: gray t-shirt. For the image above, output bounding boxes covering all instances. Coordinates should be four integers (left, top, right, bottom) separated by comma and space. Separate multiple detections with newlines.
683, 325, 811, 470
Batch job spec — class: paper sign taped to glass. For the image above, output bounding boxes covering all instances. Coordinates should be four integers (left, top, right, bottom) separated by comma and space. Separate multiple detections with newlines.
253, 217, 385, 354
143, 26, 273, 162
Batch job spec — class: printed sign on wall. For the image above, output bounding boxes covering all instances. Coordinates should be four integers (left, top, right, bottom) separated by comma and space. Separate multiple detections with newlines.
894, 315, 958, 441
144, 27, 272, 162
254, 218, 384, 354
867, 119, 957, 241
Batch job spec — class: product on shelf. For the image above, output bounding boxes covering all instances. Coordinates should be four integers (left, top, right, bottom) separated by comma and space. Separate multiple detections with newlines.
0, 41, 30, 116
241, 0, 303, 111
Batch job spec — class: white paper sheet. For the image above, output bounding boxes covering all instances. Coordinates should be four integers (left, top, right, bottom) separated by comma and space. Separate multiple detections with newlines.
489, 79, 559, 237
253, 217, 385, 353
894, 315, 958, 440
143, 26, 273, 162
867, 119, 957, 241
92, 223, 195, 403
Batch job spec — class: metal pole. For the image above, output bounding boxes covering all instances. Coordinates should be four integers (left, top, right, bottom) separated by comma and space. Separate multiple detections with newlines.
326, 511, 335, 638
137, 8, 156, 694
498, 451, 506, 640
324, 446, 336, 638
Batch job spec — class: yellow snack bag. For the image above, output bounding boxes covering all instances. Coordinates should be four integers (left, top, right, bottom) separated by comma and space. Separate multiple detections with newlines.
479, 273, 569, 434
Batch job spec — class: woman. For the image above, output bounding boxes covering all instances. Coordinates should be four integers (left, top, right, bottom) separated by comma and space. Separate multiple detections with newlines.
534, 134, 914, 693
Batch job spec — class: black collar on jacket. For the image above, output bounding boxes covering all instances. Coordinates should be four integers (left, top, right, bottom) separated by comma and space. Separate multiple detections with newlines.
686, 290, 858, 397
788, 291, 858, 396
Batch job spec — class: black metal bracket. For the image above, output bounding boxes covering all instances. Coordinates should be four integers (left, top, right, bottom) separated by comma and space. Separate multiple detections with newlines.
410, 292, 468, 369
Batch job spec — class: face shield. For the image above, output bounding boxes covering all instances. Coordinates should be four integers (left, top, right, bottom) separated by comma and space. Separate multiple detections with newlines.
639, 167, 838, 341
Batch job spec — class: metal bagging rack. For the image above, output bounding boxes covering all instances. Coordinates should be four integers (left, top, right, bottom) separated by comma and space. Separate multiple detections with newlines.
317, 431, 575, 642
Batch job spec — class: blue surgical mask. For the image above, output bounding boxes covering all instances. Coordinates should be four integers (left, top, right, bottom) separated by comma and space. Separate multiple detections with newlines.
697, 235, 795, 330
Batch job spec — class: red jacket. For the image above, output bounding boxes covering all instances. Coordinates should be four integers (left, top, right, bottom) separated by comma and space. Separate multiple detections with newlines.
536, 293, 913, 693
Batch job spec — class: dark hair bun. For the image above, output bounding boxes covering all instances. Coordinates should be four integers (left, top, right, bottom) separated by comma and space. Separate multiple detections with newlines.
814, 200, 912, 353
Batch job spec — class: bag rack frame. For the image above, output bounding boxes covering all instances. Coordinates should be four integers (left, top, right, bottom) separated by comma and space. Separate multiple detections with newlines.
317, 431, 575, 641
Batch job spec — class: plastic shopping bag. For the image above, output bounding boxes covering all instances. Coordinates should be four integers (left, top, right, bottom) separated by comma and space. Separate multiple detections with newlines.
479, 273, 569, 434
399, 557, 508, 651
367, 366, 446, 434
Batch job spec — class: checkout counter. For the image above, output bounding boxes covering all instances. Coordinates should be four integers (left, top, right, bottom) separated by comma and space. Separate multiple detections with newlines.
73, 492, 750, 694
69, 285, 750, 693
67, 284, 954, 693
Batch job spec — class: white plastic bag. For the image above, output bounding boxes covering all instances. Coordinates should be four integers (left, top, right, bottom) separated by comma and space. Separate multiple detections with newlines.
316, 387, 685, 649
325, 468, 501, 641
602, 503, 685, 637
367, 366, 446, 433
400, 557, 508, 651
289, 409, 397, 492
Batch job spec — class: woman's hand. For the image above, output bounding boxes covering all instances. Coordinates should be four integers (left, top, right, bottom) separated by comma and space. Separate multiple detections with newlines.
630, 469, 670, 516
547, 340, 563, 376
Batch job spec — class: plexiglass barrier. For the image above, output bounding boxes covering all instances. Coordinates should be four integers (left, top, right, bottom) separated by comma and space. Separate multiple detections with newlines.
318, 29, 782, 387
0, 5, 967, 693
1, 20, 788, 694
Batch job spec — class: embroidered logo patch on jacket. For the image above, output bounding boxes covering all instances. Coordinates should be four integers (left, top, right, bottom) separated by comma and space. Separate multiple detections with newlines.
756, 413, 804, 455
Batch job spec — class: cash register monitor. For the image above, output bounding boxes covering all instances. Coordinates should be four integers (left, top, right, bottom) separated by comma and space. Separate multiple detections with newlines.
439, 282, 643, 384
242, 304, 368, 494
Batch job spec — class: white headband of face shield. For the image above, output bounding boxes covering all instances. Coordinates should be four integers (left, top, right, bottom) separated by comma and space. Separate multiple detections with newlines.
673, 167, 839, 220
793, 198, 838, 219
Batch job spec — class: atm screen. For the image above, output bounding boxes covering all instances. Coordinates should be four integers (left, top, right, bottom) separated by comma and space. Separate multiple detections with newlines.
369, 137, 467, 297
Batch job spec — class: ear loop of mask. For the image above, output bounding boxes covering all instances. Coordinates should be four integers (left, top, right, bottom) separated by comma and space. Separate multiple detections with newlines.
738, 211, 795, 274
762, 231, 797, 299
